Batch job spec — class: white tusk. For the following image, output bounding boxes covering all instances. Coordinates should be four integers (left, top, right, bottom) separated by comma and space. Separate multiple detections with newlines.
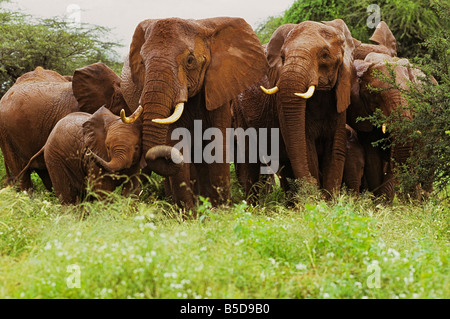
152, 103, 184, 124
294, 85, 315, 99
121, 105, 143, 124
260, 86, 279, 95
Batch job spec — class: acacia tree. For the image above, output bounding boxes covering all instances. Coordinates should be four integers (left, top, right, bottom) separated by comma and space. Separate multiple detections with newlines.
0, 2, 122, 97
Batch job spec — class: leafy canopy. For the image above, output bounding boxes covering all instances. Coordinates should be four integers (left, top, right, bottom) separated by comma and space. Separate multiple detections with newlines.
0, 2, 123, 97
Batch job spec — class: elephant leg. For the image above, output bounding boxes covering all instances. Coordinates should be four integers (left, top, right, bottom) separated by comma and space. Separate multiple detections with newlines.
170, 163, 194, 209
278, 162, 292, 192
322, 117, 347, 196
163, 178, 172, 198
190, 164, 200, 196
235, 159, 261, 203
195, 162, 230, 206
260, 173, 276, 195
307, 140, 320, 185
4, 152, 32, 191
0, 139, 16, 185
362, 140, 384, 194
373, 161, 395, 200
35, 169, 53, 191
19, 172, 33, 192
49, 165, 82, 204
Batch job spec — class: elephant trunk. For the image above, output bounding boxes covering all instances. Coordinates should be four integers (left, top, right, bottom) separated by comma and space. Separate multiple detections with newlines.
383, 90, 412, 166
89, 151, 129, 173
140, 70, 185, 176
277, 61, 315, 183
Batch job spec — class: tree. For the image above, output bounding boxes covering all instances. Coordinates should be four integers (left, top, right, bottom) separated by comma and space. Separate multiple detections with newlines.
255, 0, 441, 58
0, 3, 123, 97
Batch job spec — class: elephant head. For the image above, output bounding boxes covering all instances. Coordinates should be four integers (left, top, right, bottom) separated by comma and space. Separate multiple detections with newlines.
72, 63, 132, 116
261, 19, 355, 181
83, 106, 143, 173
122, 17, 268, 176
348, 53, 416, 134
353, 21, 397, 60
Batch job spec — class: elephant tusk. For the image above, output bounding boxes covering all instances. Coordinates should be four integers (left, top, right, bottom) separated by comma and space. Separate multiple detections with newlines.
121, 105, 143, 124
260, 86, 279, 95
382, 123, 387, 134
294, 85, 315, 99
152, 103, 184, 124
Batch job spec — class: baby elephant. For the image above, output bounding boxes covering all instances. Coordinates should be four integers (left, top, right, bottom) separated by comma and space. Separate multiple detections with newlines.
20, 106, 143, 204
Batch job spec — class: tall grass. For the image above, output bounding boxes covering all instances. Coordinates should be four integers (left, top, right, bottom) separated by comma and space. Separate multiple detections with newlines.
0, 168, 448, 298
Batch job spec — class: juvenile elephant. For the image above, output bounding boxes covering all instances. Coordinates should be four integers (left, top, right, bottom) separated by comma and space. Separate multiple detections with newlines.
19, 106, 143, 204
0, 67, 79, 190
0, 63, 131, 191
347, 52, 425, 199
119, 17, 268, 208
342, 124, 365, 194
353, 21, 397, 60
233, 19, 355, 199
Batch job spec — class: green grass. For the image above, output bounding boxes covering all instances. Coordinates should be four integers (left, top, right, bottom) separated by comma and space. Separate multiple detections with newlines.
0, 167, 448, 299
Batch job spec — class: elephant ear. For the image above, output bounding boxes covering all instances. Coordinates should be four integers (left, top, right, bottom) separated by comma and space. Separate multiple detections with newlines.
349, 59, 375, 132
369, 21, 397, 57
323, 19, 355, 113
128, 19, 156, 90
199, 17, 269, 111
82, 106, 115, 161
354, 59, 372, 78
265, 24, 296, 87
73, 63, 124, 114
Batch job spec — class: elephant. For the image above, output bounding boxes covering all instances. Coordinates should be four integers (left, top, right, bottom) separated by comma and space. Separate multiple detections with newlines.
118, 17, 268, 208
353, 21, 397, 60
347, 52, 425, 199
232, 19, 355, 200
342, 124, 365, 194
18, 106, 143, 204
0, 63, 132, 191
0, 67, 79, 190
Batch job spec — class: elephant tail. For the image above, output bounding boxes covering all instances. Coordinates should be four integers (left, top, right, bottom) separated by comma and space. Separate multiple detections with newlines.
14, 147, 45, 184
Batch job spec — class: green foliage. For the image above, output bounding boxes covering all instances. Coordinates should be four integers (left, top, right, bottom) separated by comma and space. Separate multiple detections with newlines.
0, 5, 123, 97
255, 16, 285, 46
255, 0, 441, 58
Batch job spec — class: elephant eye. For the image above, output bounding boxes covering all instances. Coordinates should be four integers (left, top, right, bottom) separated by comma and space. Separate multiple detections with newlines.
321, 51, 331, 61
186, 54, 196, 68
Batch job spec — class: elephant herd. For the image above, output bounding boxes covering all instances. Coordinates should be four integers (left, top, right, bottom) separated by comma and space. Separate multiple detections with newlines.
0, 17, 427, 208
